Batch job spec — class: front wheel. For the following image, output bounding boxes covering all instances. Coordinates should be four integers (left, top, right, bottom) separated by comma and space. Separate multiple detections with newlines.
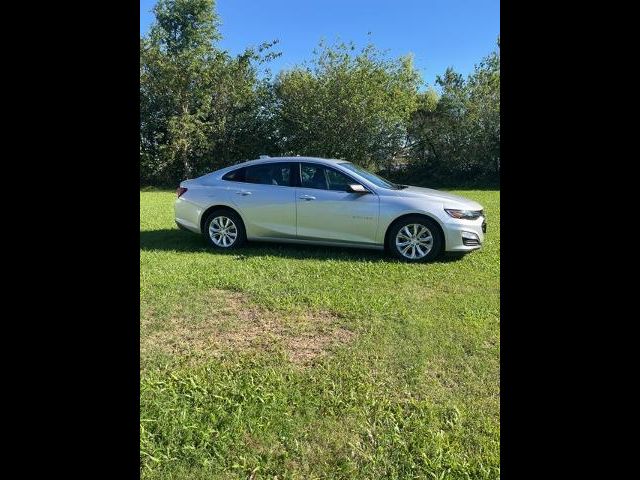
203, 209, 246, 250
387, 216, 443, 262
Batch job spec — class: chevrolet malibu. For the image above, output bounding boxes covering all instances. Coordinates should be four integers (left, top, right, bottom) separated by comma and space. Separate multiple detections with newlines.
174, 156, 486, 262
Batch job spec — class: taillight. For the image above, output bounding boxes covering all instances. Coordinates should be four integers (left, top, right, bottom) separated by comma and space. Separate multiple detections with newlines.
176, 187, 188, 198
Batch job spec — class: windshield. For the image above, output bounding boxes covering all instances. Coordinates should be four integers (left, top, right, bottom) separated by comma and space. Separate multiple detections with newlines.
339, 162, 406, 189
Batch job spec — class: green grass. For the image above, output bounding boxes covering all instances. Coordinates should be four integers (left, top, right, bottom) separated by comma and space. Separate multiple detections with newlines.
140, 190, 500, 479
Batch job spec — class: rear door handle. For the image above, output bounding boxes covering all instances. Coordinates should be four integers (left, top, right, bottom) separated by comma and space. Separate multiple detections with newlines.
299, 195, 316, 201
236, 191, 252, 196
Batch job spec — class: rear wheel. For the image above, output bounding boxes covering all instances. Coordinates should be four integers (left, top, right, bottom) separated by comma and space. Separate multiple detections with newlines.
203, 209, 246, 250
387, 216, 443, 262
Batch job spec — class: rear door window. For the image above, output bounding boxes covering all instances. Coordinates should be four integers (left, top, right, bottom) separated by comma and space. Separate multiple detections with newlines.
223, 163, 292, 186
245, 163, 292, 186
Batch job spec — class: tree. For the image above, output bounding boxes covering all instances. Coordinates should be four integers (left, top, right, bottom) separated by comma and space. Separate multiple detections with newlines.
205, 43, 281, 169
140, 2, 499, 188
406, 41, 500, 184
140, 0, 279, 185
140, 0, 220, 184
467, 46, 500, 176
274, 41, 421, 170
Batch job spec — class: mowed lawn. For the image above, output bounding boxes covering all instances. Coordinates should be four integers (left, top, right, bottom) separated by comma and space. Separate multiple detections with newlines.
140, 190, 500, 479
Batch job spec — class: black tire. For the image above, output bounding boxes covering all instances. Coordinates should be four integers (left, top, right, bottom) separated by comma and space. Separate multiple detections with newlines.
387, 215, 444, 263
203, 209, 246, 250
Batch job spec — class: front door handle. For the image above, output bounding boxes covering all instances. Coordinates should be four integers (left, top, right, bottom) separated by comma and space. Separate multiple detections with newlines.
299, 195, 316, 201
236, 191, 252, 196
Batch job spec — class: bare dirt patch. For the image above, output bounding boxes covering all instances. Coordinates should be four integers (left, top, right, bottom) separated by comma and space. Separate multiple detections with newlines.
141, 289, 355, 366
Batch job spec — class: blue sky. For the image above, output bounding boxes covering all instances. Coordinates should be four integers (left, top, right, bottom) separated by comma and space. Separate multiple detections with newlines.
140, 0, 499, 87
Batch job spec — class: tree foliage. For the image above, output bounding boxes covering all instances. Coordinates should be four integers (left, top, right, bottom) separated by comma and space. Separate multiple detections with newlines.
404, 45, 500, 184
140, 0, 278, 185
140, 0, 500, 187
274, 41, 421, 170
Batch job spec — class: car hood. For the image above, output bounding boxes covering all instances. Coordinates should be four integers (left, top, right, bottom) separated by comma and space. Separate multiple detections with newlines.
391, 186, 483, 210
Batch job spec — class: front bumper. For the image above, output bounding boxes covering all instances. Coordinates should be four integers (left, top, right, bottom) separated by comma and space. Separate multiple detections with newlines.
443, 216, 486, 252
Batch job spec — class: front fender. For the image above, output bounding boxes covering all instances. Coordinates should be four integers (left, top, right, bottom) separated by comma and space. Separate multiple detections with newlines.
376, 198, 449, 245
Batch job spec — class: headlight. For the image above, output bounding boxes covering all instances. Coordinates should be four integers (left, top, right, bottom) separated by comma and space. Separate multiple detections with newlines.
445, 209, 483, 220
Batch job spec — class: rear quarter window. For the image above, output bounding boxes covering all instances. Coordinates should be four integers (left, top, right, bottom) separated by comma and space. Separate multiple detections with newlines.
222, 168, 245, 182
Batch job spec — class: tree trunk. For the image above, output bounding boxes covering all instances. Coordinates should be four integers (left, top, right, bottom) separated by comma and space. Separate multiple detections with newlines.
181, 145, 192, 179
183, 158, 191, 179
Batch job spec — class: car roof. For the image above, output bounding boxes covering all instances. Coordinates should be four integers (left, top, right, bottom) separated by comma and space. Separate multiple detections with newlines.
228, 156, 348, 168
197, 156, 378, 189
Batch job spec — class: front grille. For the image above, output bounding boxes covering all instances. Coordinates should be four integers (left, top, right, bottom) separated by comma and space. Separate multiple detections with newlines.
482, 220, 487, 233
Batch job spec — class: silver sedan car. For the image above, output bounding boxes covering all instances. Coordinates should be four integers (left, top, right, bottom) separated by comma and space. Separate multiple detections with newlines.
175, 156, 486, 262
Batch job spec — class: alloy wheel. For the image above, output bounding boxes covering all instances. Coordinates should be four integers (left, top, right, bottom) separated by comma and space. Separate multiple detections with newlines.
208, 216, 238, 247
395, 223, 433, 260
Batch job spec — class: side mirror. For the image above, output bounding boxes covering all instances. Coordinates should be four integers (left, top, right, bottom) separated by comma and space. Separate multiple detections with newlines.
346, 183, 369, 194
